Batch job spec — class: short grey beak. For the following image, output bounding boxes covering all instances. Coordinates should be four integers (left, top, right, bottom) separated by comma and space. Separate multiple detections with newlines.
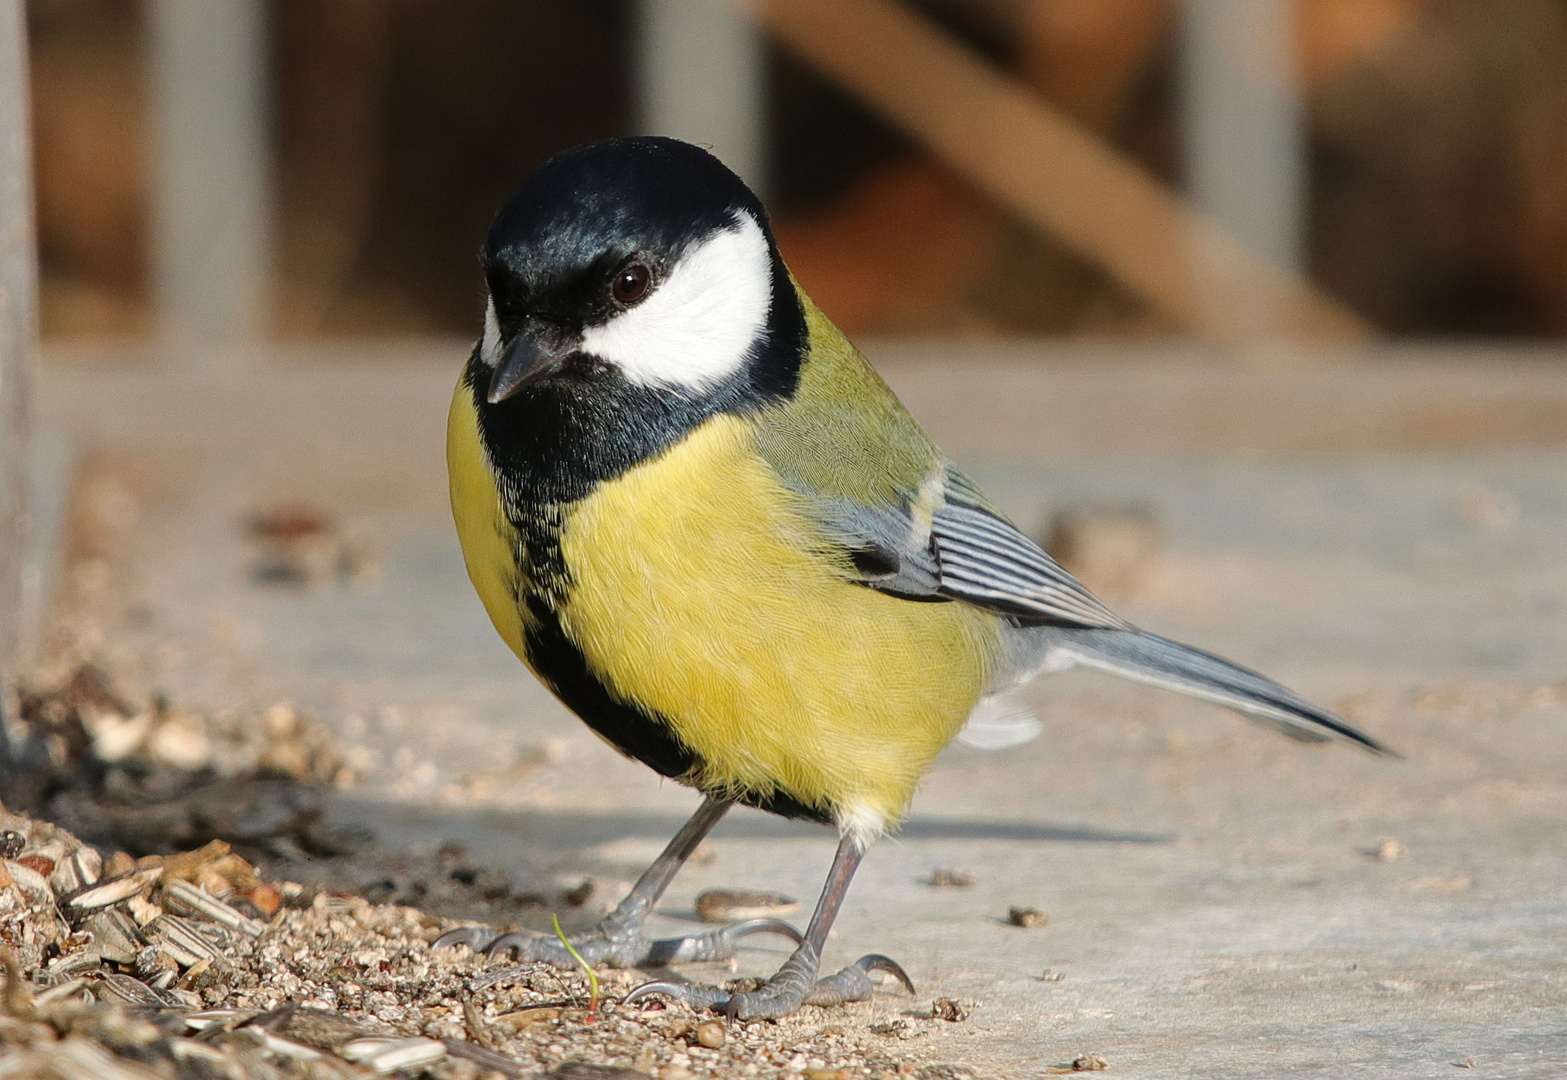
487, 332, 570, 403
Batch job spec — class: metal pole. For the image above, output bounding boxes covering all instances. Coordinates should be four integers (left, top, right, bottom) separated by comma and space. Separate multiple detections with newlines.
639, 0, 768, 198
148, 0, 271, 349
1181, 0, 1306, 340
0, 0, 35, 750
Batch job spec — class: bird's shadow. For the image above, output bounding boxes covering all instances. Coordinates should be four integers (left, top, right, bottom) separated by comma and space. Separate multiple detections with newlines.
329, 794, 1170, 858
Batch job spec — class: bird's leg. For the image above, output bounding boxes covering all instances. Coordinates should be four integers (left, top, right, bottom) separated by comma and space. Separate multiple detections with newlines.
624, 832, 914, 1018
434, 796, 800, 968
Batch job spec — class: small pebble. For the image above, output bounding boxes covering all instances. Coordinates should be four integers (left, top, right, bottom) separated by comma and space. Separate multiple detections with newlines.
248, 884, 282, 916
931, 997, 968, 1022
1373, 837, 1406, 862
1008, 906, 1048, 928
928, 868, 974, 888
561, 879, 596, 907
695, 1020, 726, 1048
1045, 1054, 1109, 1073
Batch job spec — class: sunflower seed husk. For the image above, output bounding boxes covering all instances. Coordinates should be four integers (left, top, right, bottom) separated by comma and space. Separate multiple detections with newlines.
83, 910, 144, 964
49, 854, 84, 895
184, 1009, 250, 1032
493, 1006, 562, 1030
31, 978, 93, 1009
72, 848, 103, 885
161, 878, 266, 937
145, 915, 223, 966
167, 1039, 229, 1067
67, 867, 162, 909
254, 1031, 326, 1061
134, 944, 177, 981
248, 1005, 370, 1050
470, 962, 531, 991
341, 1036, 447, 1072
95, 972, 176, 1006
145, 937, 203, 971
44, 948, 102, 979
37, 1040, 165, 1080
4, 859, 55, 901
442, 1037, 526, 1077
693, 888, 800, 922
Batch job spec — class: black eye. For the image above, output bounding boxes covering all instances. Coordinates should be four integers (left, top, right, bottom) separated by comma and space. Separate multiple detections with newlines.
612, 263, 651, 306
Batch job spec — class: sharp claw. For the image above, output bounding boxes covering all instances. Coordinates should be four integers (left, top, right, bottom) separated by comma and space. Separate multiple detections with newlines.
643, 917, 804, 965
854, 953, 916, 995
726, 917, 805, 945
485, 931, 548, 959
621, 980, 686, 1005
622, 980, 731, 1010
434, 927, 500, 953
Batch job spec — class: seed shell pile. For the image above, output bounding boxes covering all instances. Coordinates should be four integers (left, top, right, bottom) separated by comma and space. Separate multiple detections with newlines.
0, 810, 974, 1079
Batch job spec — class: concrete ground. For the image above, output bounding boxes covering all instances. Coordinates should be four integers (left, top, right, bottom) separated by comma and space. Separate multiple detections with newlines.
30, 342, 1567, 1078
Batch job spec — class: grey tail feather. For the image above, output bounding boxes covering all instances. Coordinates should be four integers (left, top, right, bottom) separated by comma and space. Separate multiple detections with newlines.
1054, 629, 1398, 757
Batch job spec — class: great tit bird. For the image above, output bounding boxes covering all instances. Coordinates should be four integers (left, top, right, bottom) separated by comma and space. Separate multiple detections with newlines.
439, 137, 1391, 1019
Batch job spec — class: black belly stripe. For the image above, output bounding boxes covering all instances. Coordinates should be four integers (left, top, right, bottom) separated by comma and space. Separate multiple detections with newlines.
464, 310, 830, 826
520, 593, 833, 826
521, 593, 697, 783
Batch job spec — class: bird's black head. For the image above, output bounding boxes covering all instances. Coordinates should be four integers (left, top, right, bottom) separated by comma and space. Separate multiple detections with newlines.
475, 137, 804, 406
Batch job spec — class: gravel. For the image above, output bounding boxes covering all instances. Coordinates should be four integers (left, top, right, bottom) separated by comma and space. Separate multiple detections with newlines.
0, 674, 974, 1079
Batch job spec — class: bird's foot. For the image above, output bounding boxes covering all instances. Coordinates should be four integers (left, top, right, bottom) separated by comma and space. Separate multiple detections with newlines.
433, 917, 801, 969
802, 954, 914, 1007
623, 945, 913, 1018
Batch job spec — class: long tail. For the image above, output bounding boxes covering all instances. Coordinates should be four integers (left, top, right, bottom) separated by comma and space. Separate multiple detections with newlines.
1051, 628, 1396, 756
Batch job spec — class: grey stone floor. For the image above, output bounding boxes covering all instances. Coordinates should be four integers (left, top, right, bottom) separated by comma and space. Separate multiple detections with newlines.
31, 343, 1567, 1077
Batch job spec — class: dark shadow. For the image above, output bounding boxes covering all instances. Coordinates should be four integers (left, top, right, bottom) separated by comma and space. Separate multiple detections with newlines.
327, 796, 1171, 853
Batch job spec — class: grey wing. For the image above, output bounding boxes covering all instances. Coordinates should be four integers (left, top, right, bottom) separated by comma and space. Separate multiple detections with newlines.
930, 472, 1129, 629
806, 466, 1394, 756
813, 463, 1129, 631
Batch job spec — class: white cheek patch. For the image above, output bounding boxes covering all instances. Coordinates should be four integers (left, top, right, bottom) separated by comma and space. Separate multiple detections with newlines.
580, 213, 772, 391
479, 296, 503, 367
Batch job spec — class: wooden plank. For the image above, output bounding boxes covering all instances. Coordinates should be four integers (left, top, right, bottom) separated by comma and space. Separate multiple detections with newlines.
754, 0, 1374, 347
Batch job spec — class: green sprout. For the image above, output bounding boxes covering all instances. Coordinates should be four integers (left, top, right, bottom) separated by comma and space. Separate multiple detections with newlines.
551, 913, 600, 1019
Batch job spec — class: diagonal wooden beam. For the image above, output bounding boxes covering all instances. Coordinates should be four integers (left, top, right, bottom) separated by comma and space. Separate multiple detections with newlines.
753, 0, 1374, 347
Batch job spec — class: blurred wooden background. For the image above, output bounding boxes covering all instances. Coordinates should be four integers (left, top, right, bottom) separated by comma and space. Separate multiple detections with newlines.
26, 0, 1567, 347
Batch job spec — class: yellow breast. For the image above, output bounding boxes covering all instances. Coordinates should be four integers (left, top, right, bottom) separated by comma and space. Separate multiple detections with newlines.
555, 413, 1002, 832
448, 377, 531, 660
